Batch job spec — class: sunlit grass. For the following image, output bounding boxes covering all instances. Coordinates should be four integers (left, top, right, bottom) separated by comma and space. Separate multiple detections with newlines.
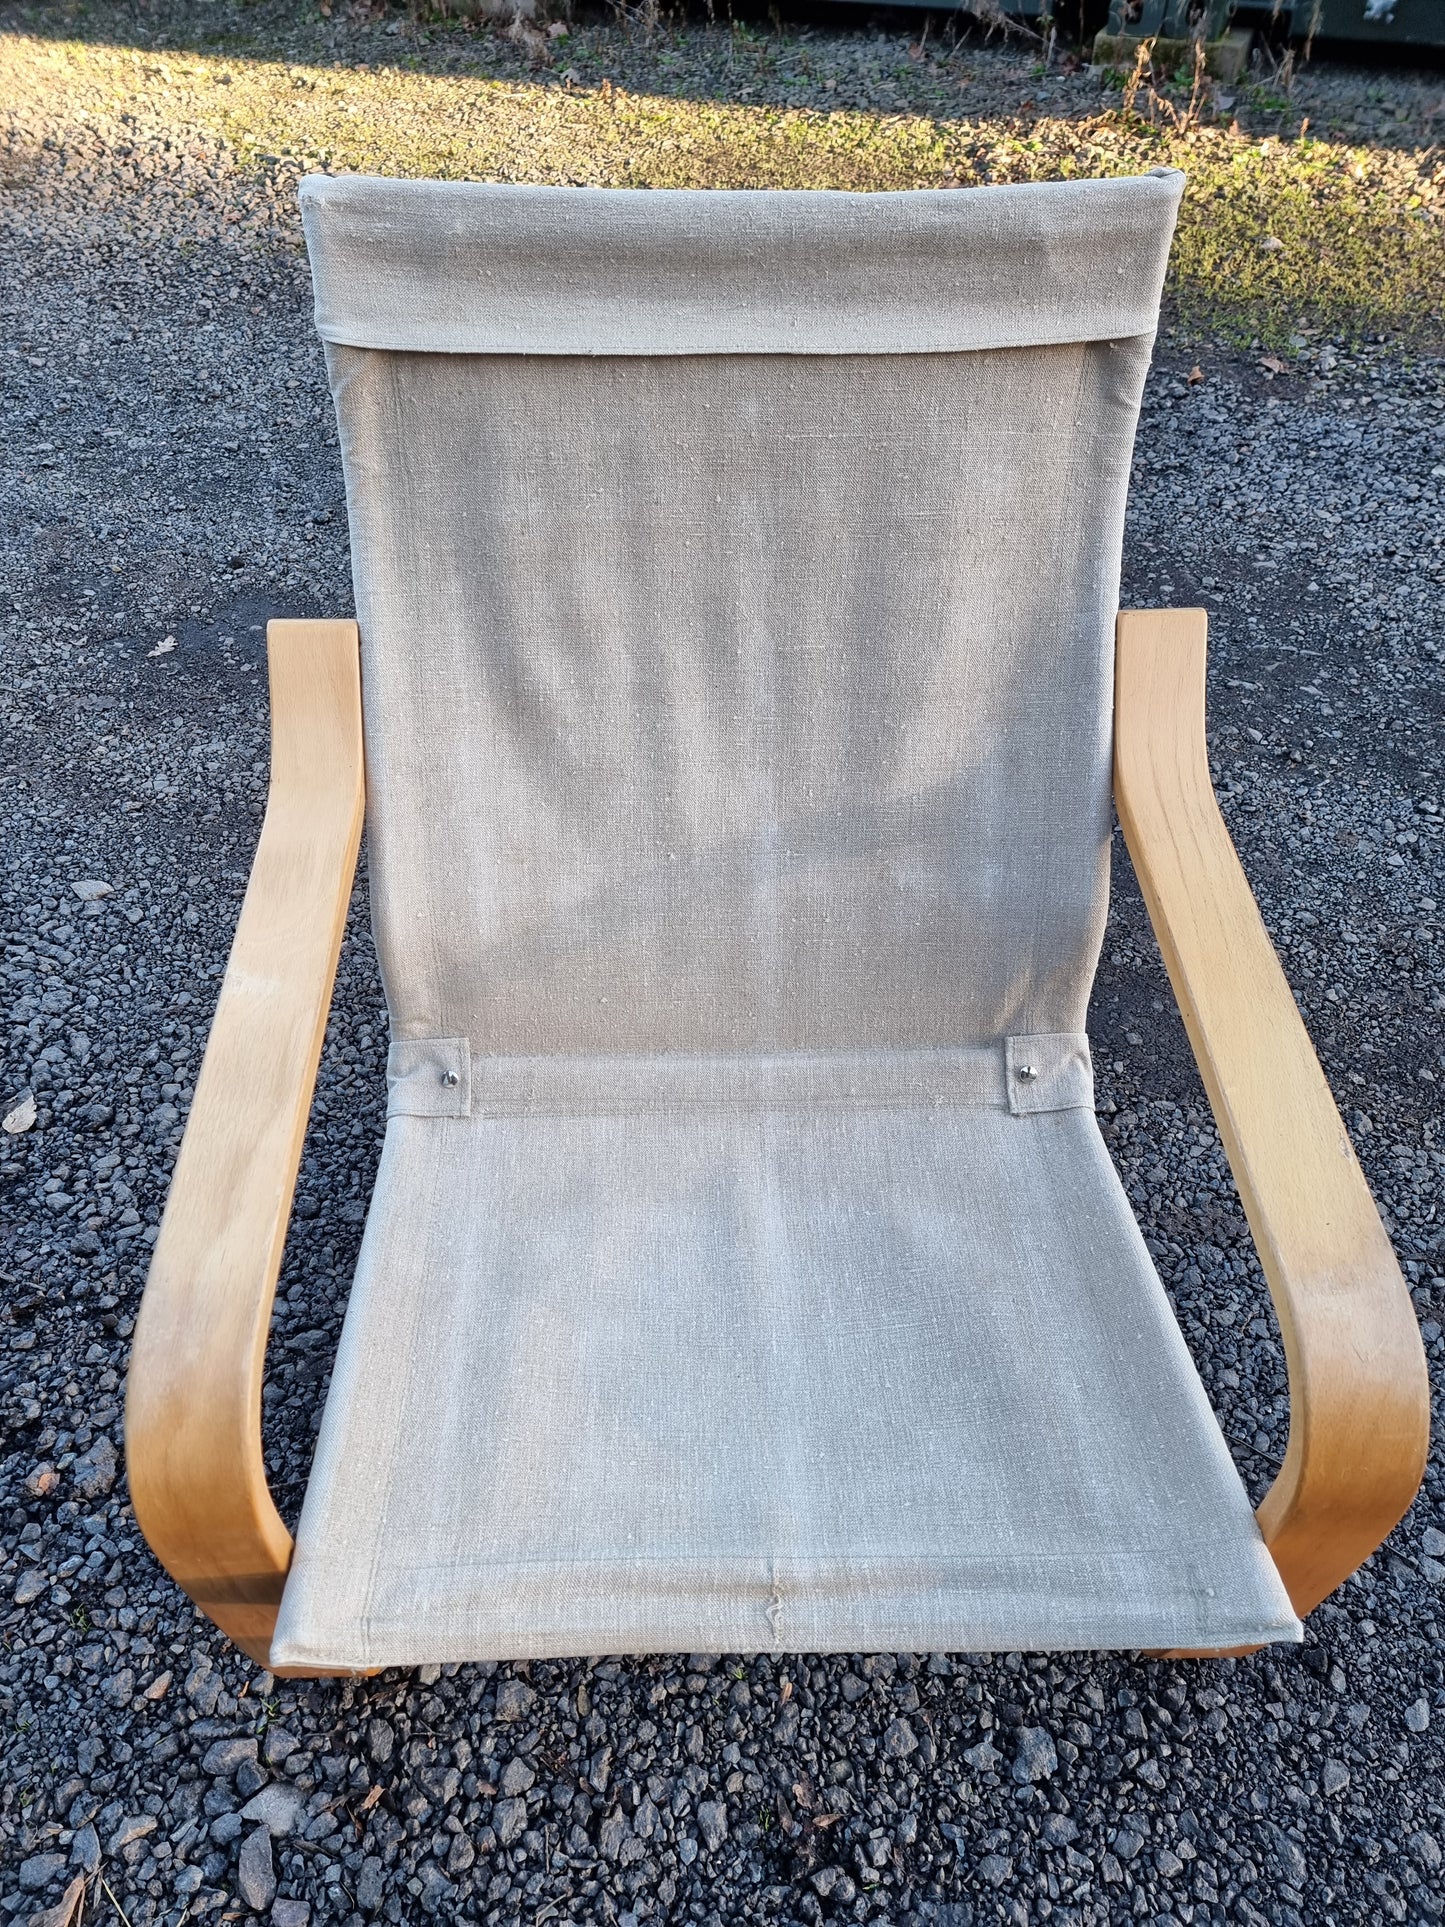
4, 27, 1443, 346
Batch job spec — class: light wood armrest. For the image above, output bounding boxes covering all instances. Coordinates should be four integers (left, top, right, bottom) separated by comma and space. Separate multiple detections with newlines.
1114, 608, 1429, 1618
126, 620, 364, 1666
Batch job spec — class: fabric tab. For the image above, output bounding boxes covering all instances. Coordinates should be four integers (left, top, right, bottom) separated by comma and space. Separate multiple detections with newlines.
387, 1037, 471, 1118
1005, 1033, 1094, 1116
387, 1038, 1093, 1119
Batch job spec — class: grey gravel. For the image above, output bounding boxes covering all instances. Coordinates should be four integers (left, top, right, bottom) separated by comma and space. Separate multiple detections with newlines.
68, 1435, 116, 1502
494, 1677, 535, 1722
882, 1716, 919, 1759
67, 1825, 98, 1875
492, 1795, 528, 1848
696, 1798, 729, 1851
201, 1736, 257, 1779
237, 1824, 278, 1912
2, 7, 1444, 1927
209, 1811, 244, 1848
1011, 1726, 1059, 1784
15, 1856, 66, 1894
105, 1815, 156, 1856
11, 1567, 47, 1608
241, 1782, 305, 1835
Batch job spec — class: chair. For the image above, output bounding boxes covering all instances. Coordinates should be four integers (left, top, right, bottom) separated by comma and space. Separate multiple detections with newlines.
126, 172, 1428, 1674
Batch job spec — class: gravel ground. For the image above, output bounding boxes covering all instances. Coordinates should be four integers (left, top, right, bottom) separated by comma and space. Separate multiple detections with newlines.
2, 16, 1444, 1927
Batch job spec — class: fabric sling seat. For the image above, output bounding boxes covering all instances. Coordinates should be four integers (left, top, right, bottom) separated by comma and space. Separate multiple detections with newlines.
283, 166, 1281, 1666
127, 172, 1429, 1674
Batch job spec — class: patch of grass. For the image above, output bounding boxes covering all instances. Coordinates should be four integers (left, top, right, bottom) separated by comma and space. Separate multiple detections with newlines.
3, 20, 1442, 346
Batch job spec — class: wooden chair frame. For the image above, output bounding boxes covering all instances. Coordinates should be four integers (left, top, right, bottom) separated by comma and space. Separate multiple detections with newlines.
125, 610, 1429, 1671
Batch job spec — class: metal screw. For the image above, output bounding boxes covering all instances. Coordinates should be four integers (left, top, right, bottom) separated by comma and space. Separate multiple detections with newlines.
441, 1069, 460, 1088
1016, 1064, 1038, 1082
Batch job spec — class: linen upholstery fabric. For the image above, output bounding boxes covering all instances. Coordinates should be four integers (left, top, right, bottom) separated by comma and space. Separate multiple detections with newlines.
272, 175, 1301, 1667
299, 172, 1185, 357
276, 1103, 1294, 1667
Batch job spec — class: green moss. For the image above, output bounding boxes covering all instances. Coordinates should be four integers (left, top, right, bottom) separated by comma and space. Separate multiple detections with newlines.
4, 22, 1442, 347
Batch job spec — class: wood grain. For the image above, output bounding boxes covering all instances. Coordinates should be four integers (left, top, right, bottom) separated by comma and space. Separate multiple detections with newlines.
126, 620, 364, 1667
1114, 607, 1429, 1618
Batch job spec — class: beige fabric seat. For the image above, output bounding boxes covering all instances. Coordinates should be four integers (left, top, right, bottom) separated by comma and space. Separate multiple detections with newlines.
275, 1083, 1295, 1668
265, 172, 1301, 1667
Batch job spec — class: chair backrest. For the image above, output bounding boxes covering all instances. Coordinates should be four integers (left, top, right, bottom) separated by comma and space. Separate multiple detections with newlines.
302, 174, 1181, 1063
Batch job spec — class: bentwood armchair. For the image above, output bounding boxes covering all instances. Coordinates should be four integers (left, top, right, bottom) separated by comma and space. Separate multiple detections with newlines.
127, 172, 1427, 1674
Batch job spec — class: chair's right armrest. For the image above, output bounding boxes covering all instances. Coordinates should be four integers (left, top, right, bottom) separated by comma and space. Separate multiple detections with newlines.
125, 620, 364, 1666
1114, 607, 1429, 1619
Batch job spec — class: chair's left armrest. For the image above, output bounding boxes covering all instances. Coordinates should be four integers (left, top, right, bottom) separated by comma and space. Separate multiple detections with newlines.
1114, 607, 1429, 1619
125, 620, 364, 1665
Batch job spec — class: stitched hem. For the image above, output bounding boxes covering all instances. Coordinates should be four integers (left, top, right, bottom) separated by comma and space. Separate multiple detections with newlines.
274, 1542, 1300, 1669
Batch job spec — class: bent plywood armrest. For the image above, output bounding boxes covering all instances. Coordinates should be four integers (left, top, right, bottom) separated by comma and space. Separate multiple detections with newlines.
1114, 608, 1430, 1617
125, 620, 364, 1666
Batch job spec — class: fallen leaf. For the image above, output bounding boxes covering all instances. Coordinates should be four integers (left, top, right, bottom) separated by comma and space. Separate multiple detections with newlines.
1187, 365, 1204, 384
358, 1784, 384, 1814
28, 1873, 86, 1927
2, 1090, 37, 1134
71, 879, 113, 901
148, 635, 177, 658
814, 1812, 840, 1829
1258, 354, 1287, 375
779, 1678, 793, 1703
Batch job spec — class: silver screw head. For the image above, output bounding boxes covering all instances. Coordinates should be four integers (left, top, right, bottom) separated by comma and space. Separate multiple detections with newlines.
441, 1069, 460, 1088
1016, 1064, 1038, 1082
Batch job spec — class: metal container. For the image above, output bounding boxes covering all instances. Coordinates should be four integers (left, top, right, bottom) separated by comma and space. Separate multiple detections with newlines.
1290, 0, 1445, 48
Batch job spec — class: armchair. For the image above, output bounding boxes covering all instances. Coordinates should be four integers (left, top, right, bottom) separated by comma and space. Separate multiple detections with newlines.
127, 174, 1427, 1672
